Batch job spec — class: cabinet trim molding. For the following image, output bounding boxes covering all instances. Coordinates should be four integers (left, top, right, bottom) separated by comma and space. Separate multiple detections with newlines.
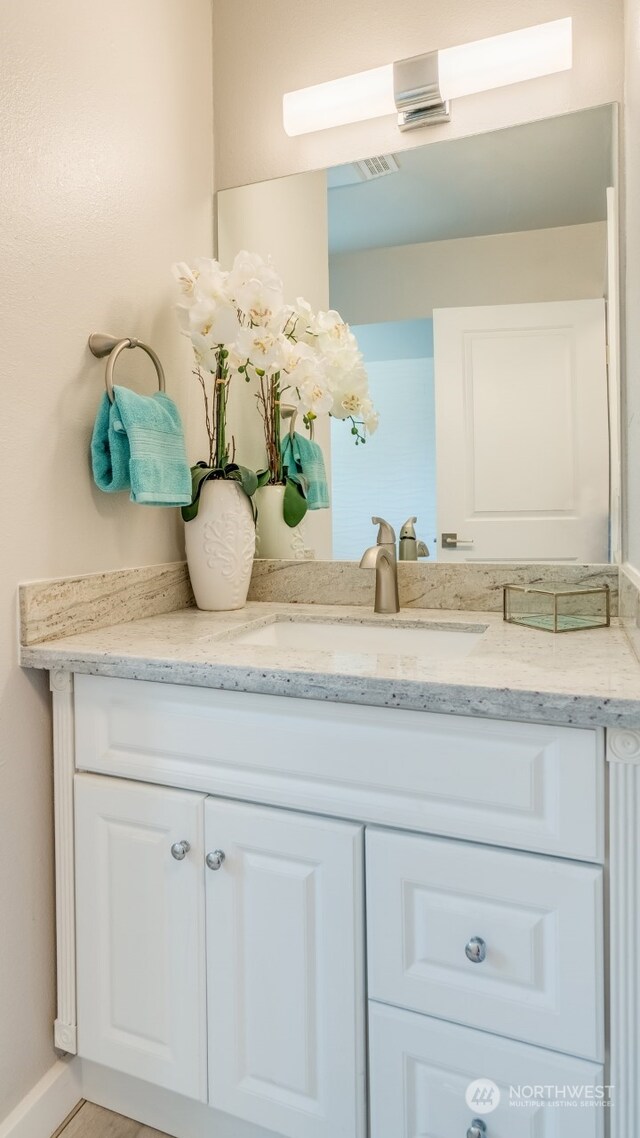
607, 728, 640, 763
608, 730, 640, 1138
51, 670, 77, 1054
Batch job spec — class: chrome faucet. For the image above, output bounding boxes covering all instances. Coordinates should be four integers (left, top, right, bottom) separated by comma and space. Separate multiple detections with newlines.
359, 517, 400, 614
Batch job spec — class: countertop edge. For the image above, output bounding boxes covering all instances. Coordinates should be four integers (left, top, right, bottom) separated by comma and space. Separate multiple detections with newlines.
21, 645, 640, 730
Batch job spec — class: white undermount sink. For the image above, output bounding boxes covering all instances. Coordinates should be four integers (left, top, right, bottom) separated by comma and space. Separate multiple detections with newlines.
228, 617, 485, 659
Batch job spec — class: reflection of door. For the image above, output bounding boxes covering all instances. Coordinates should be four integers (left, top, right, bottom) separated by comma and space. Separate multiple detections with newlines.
434, 300, 609, 562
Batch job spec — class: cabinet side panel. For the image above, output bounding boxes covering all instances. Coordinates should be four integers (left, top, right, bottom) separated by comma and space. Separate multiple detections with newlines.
607, 731, 640, 1138
51, 670, 77, 1053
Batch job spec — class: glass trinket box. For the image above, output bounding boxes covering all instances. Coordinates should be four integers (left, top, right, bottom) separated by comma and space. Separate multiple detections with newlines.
503, 582, 610, 633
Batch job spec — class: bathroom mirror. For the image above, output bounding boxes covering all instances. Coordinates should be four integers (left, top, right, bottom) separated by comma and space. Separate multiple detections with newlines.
218, 105, 619, 563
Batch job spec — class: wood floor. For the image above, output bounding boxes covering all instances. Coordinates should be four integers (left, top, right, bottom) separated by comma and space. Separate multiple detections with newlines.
56, 1102, 174, 1138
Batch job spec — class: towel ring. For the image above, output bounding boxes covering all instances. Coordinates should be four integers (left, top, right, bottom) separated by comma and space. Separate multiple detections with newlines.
280, 403, 315, 440
89, 332, 166, 404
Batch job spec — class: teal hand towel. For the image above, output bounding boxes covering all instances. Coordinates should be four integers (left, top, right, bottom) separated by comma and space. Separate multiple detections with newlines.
91, 385, 192, 507
91, 390, 130, 494
281, 432, 330, 510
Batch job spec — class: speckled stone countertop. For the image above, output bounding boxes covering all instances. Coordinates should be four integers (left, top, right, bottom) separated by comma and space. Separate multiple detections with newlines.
20, 602, 640, 729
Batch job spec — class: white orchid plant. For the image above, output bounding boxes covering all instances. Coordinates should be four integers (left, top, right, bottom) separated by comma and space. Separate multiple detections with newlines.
173, 251, 378, 523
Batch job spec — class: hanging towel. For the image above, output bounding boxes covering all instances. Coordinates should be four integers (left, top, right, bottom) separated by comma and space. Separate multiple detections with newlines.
281, 431, 330, 510
91, 385, 192, 506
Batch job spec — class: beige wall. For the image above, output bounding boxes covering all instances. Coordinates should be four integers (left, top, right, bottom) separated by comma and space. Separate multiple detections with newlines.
212, 0, 623, 190
0, 0, 213, 1121
330, 223, 608, 326
625, 0, 640, 569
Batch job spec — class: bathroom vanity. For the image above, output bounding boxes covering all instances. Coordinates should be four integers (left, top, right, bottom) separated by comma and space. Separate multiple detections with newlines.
22, 601, 640, 1138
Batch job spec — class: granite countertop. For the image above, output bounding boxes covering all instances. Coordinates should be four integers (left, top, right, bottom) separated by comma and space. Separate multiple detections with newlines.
20, 601, 640, 729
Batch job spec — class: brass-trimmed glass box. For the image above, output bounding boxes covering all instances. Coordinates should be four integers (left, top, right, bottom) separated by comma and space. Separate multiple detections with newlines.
503, 582, 610, 633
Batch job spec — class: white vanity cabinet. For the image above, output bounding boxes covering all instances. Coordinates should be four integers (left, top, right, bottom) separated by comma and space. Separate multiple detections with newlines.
74, 774, 366, 1138
55, 673, 612, 1138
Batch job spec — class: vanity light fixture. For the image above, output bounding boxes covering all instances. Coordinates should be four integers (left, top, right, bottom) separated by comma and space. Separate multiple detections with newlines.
283, 17, 572, 136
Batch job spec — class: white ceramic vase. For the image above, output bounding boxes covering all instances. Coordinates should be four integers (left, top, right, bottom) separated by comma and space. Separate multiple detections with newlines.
255, 484, 309, 560
185, 479, 255, 611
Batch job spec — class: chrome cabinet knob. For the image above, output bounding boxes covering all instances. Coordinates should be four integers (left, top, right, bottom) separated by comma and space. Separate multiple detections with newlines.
465, 936, 487, 963
467, 1121, 487, 1138
170, 840, 190, 861
206, 849, 226, 871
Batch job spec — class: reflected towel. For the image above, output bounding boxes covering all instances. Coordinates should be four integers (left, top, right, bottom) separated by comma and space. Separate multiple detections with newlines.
281, 431, 330, 510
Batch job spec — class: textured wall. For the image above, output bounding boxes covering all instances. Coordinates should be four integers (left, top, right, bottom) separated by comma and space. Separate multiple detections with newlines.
0, 0, 213, 1120
625, 0, 640, 569
212, 0, 623, 190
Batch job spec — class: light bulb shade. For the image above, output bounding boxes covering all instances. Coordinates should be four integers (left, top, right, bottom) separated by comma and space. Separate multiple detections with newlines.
283, 64, 395, 137
282, 18, 572, 137
438, 17, 572, 101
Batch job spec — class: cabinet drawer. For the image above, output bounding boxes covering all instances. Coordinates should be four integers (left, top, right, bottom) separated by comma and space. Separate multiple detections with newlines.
366, 828, 603, 1060
74, 674, 603, 861
369, 1002, 606, 1138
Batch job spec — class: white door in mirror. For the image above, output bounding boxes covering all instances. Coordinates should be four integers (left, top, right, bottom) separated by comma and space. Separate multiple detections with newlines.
434, 299, 609, 561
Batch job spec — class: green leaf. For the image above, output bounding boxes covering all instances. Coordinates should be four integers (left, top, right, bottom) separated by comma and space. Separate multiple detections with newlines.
285, 469, 308, 496
181, 462, 260, 522
183, 469, 217, 521
181, 464, 218, 522
283, 477, 308, 528
256, 468, 271, 487
224, 463, 258, 498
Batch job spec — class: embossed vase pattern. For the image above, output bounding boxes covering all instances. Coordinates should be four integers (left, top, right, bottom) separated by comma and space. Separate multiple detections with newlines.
185, 480, 255, 611
255, 485, 310, 560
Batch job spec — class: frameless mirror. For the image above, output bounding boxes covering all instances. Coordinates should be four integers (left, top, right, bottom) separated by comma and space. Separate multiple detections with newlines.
218, 105, 618, 563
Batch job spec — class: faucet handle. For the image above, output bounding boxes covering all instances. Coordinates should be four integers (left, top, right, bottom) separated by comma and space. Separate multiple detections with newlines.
400, 517, 418, 540
372, 517, 396, 545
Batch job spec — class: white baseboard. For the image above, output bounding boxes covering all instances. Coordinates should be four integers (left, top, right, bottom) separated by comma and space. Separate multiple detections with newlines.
0, 1059, 82, 1138
78, 1060, 278, 1138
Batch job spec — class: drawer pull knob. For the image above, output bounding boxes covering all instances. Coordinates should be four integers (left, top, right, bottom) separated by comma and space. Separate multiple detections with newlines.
170, 840, 190, 861
465, 936, 487, 963
206, 849, 226, 871
467, 1122, 487, 1138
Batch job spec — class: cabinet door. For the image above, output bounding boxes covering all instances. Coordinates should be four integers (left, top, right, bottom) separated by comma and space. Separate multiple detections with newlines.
205, 798, 365, 1138
370, 1002, 606, 1138
75, 774, 207, 1100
